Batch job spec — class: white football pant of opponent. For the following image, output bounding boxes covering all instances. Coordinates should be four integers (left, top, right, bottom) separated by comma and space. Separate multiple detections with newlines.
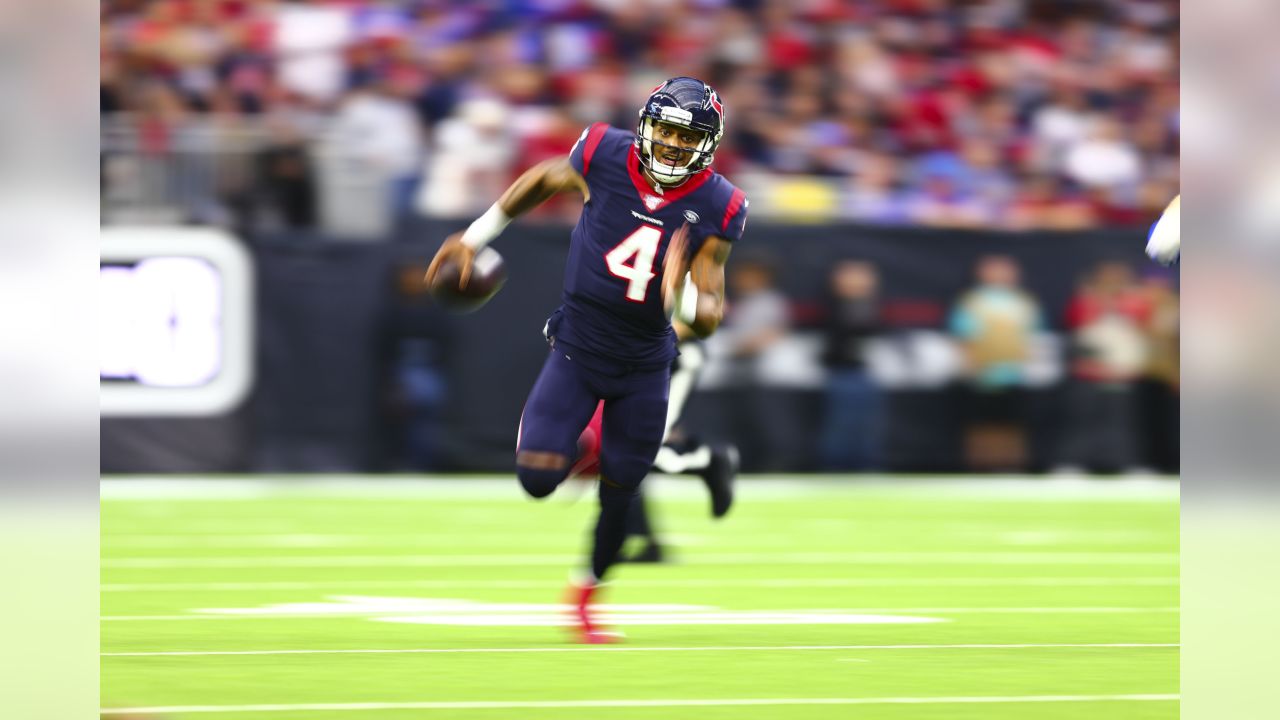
652, 338, 714, 474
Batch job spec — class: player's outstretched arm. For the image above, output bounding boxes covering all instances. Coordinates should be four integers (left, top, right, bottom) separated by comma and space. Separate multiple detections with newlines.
683, 235, 732, 339
494, 156, 589, 217
427, 157, 587, 289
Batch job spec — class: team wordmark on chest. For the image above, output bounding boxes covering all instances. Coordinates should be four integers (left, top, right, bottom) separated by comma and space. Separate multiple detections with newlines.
630, 210, 665, 226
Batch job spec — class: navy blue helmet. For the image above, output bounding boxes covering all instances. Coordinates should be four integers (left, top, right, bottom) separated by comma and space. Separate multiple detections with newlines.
635, 77, 725, 184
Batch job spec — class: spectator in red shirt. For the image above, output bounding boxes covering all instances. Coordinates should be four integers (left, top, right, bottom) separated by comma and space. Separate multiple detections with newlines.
1056, 261, 1151, 473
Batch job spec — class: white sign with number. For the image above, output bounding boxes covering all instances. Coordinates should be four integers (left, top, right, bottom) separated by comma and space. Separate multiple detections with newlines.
100, 227, 254, 416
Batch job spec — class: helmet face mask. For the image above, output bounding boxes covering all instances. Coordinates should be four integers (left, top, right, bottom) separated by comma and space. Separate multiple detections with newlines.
638, 119, 711, 180
635, 77, 725, 186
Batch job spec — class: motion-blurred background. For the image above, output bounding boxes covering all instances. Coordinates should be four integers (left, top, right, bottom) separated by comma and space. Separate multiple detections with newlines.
99, 0, 1179, 477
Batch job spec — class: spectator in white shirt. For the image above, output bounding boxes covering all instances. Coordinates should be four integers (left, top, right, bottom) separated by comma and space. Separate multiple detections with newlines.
1031, 83, 1090, 170
330, 81, 425, 216
1063, 116, 1142, 189
417, 97, 517, 218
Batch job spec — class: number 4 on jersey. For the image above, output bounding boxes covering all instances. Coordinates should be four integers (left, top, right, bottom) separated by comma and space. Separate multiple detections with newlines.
605, 225, 662, 303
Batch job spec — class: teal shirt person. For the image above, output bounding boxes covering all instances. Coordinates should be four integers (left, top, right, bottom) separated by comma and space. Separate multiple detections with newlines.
949, 286, 1044, 389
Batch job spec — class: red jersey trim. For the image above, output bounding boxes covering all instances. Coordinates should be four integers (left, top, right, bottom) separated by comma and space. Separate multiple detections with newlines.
581, 123, 610, 176
626, 147, 712, 212
721, 187, 746, 233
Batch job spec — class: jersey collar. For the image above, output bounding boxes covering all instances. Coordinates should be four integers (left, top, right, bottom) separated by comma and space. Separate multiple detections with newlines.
627, 148, 711, 213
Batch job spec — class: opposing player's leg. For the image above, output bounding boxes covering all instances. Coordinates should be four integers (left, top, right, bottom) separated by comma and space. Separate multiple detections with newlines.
651, 341, 738, 517
662, 341, 704, 439
515, 350, 601, 499
570, 366, 669, 643
654, 435, 739, 518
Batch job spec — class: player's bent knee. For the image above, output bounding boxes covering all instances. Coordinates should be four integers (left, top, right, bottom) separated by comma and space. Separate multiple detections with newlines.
517, 467, 564, 498
598, 458, 649, 497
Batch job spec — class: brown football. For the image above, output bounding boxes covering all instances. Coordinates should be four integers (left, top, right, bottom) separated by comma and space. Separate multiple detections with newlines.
428, 247, 508, 313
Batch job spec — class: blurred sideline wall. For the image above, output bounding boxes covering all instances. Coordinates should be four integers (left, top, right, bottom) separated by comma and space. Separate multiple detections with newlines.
100, 219, 1172, 475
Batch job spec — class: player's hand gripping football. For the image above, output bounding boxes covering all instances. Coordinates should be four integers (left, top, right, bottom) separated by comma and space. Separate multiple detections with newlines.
426, 232, 477, 290
661, 223, 692, 319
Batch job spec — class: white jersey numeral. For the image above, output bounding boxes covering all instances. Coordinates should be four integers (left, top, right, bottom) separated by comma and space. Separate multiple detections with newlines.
604, 225, 662, 302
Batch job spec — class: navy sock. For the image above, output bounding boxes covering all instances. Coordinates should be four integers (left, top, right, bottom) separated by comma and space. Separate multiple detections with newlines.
591, 482, 637, 580
624, 491, 654, 539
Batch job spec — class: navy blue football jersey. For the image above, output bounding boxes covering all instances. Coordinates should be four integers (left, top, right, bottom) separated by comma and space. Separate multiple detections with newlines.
550, 123, 748, 367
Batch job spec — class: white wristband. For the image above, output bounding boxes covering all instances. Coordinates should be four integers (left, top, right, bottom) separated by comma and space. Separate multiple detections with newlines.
460, 203, 512, 250
674, 273, 698, 325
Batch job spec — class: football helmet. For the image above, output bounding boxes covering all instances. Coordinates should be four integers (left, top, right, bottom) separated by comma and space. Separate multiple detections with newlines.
635, 77, 725, 185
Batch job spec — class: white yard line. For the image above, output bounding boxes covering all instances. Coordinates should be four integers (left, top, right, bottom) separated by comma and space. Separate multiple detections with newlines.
100, 576, 1179, 592
100, 694, 1179, 714
103, 642, 1180, 658
101, 607, 1179, 621
101, 551, 1178, 569
101, 529, 1165, 549
100, 475, 1179, 502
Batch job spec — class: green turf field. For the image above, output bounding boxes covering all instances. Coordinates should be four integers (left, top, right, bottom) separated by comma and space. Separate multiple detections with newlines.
101, 476, 1179, 719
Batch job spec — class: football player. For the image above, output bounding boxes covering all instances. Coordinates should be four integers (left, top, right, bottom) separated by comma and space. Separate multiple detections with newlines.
427, 77, 747, 643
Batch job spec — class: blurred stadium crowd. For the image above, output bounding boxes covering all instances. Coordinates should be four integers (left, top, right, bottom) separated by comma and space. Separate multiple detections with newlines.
101, 0, 1179, 230
371, 244, 1178, 477
704, 251, 1179, 475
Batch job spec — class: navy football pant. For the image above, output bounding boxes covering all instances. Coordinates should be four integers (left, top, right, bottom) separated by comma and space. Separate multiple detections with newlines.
516, 346, 670, 580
